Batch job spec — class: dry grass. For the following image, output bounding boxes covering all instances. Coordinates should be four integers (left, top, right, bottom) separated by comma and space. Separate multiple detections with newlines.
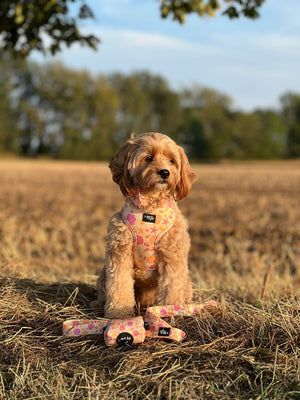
0, 160, 299, 399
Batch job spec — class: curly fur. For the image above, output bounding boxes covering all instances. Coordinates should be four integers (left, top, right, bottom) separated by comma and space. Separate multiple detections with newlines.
95, 132, 196, 318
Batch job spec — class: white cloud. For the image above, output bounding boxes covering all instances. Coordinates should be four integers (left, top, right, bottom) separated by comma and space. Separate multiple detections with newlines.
212, 31, 300, 56
258, 34, 300, 53
86, 26, 219, 56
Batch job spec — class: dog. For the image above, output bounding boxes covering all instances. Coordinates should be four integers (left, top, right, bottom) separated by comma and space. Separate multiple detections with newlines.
95, 132, 196, 319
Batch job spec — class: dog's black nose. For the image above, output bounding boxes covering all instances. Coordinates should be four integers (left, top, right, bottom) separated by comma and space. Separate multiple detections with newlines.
157, 169, 170, 180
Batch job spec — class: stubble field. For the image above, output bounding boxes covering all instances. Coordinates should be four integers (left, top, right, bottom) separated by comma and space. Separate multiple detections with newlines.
0, 160, 299, 399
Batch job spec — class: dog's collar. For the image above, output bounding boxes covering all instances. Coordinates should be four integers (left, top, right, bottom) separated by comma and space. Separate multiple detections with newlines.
130, 190, 149, 209
130, 190, 176, 210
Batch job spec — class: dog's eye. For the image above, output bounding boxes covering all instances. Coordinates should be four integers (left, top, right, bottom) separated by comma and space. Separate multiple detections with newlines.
145, 156, 154, 162
170, 159, 175, 164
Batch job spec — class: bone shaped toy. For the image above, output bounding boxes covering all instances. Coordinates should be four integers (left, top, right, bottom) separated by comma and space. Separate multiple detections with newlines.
63, 301, 217, 347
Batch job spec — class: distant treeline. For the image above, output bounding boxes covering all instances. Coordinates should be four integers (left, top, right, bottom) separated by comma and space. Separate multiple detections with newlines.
0, 53, 299, 160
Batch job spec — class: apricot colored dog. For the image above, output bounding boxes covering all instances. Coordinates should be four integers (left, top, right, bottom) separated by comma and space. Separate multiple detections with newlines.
96, 132, 196, 318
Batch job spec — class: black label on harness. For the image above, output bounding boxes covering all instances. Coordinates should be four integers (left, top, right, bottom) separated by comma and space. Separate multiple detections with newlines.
158, 327, 171, 337
116, 332, 134, 346
142, 213, 156, 223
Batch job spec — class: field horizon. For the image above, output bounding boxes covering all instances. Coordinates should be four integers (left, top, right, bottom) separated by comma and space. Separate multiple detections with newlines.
0, 160, 299, 399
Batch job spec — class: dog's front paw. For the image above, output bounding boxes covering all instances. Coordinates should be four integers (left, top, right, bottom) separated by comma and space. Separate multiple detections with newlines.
90, 299, 104, 310
105, 307, 135, 319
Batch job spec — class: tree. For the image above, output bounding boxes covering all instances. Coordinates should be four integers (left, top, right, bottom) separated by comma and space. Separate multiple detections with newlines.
281, 93, 300, 157
0, 55, 120, 159
0, 63, 19, 153
0, 0, 266, 56
180, 86, 233, 159
0, 0, 99, 56
179, 86, 286, 160
253, 110, 286, 159
23, 62, 119, 160
229, 110, 285, 159
109, 72, 182, 144
160, 0, 266, 23
0, 51, 35, 154
179, 108, 210, 159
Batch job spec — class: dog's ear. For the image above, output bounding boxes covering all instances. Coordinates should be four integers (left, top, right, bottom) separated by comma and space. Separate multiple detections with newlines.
109, 136, 137, 197
175, 146, 196, 200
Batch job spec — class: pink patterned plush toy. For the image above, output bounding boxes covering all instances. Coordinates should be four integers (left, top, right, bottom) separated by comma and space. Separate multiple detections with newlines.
63, 301, 217, 347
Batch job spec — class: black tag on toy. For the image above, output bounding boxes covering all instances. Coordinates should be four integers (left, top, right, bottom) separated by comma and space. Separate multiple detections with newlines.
116, 332, 134, 346
158, 327, 171, 337
142, 213, 156, 223
144, 322, 150, 331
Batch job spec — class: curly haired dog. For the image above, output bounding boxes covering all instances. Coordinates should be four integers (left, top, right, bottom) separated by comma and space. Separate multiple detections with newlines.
96, 132, 196, 319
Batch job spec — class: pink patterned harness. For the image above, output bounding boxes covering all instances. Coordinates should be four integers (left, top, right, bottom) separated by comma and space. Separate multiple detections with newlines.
121, 194, 176, 270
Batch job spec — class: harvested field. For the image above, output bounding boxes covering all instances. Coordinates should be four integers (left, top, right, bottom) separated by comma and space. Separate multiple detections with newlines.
0, 160, 299, 399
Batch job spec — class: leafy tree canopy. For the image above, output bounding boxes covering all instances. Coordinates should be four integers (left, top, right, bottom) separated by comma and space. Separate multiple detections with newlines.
0, 0, 266, 56
0, 0, 99, 56
161, 0, 266, 23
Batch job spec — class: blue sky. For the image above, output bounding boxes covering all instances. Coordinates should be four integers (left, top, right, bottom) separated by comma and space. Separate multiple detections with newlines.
32, 0, 300, 111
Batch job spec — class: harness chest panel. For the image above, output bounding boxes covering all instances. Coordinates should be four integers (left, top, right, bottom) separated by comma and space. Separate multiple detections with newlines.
121, 198, 175, 270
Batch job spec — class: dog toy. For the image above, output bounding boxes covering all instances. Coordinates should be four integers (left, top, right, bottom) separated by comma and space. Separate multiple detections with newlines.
63, 301, 217, 347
